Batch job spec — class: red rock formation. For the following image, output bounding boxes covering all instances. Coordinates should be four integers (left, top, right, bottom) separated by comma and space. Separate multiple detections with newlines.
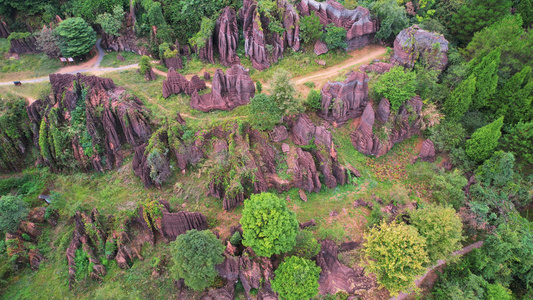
360, 62, 394, 74
101, 12, 150, 55
316, 240, 374, 295
161, 211, 208, 241
392, 25, 449, 70
28, 207, 46, 223
143, 67, 156, 81
376, 98, 390, 123
283, 1, 301, 51
418, 139, 436, 162
269, 125, 288, 142
9, 36, 40, 55
163, 56, 183, 70
217, 7, 240, 67
297, 0, 378, 50
191, 65, 255, 112
350, 96, 424, 157
162, 68, 207, 98
198, 35, 215, 64
314, 40, 329, 55
318, 72, 370, 125
0, 21, 10, 38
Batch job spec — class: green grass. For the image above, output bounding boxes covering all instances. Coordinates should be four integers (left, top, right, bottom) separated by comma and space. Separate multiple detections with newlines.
99, 51, 142, 68
0, 53, 62, 81
0, 82, 51, 101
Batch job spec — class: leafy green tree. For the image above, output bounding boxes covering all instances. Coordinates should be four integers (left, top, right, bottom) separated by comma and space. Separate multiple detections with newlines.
466, 117, 504, 162
372, 66, 417, 111
139, 55, 152, 75
36, 27, 61, 58
415, 63, 440, 102
410, 205, 463, 265
485, 283, 512, 300
430, 169, 468, 209
256, 81, 262, 94
475, 151, 515, 188
162, 0, 226, 43
96, 5, 125, 37
516, 0, 533, 28
492, 66, 533, 124
429, 121, 466, 152
449, 0, 511, 46
249, 93, 282, 131
0, 195, 29, 233
370, 0, 409, 42
469, 49, 500, 109
502, 121, 533, 169
240, 193, 299, 257
271, 256, 321, 300
189, 16, 216, 49
288, 230, 320, 260
363, 221, 429, 297
444, 75, 476, 120
268, 69, 302, 117
170, 229, 225, 291
299, 11, 323, 44
72, 0, 125, 23
55, 17, 96, 58
322, 24, 347, 50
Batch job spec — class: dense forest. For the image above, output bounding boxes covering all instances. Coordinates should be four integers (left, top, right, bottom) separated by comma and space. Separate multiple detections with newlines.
0, 0, 532, 299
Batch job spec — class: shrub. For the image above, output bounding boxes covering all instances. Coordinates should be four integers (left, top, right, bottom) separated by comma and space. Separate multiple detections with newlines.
271, 256, 321, 300
475, 151, 514, 188
410, 205, 463, 265
430, 169, 468, 209
0, 195, 29, 233
268, 69, 302, 117
95, 5, 125, 37
322, 24, 347, 50
229, 231, 242, 246
170, 229, 225, 291
305, 89, 322, 111
139, 55, 152, 75
249, 93, 282, 131
429, 121, 466, 152
501, 121, 533, 169
240, 193, 299, 257
256, 81, 262, 94
372, 66, 417, 111
444, 75, 476, 120
288, 230, 320, 259
370, 0, 409, 42
466, 116, 503, 162
363, 221, 429, 297
300, 11, 323, 44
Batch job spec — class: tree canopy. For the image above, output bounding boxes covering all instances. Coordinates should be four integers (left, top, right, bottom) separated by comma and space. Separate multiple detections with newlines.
55, 17, 96, 58
0, 195, 29, 233
240, 193, 299, 257
271, 256, 321, 300
372, 66, 417, 111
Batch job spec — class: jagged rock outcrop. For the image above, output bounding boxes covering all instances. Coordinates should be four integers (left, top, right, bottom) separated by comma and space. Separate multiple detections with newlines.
9, 36, 40, 55
161, 211, 208, 241
269, 125, 288, 142
101, 12, 150, 55
350, 96, 424, 157
360, 62, 393, 74
297, 0, 378, 50
241, 0, 297, 70
318, 72, 370, 125
392, 25, 449, 70
314, 40, 328, 55
216, 7, 240, 67
316, 240, 374, 295
162, 68, 206, 98
198, 35, 215, 64
376, 98, 390, 123
418, 139, 436, 162
0, 21, 10, 38
163, 56, 183, 70
191, 65, 255, 112
143, 67, 156, 81
27, 73, 151, 173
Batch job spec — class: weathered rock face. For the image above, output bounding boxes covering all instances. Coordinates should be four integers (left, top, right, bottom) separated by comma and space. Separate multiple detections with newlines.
350, 96, 424, 157
314, 40, 329, 55
101, 13, 150, 55
0, 21, 10, 38
27, 73, 151, 173
191, 64, 255, 112
418, 139, 436, 162
392, 25, 449, 70
163, 56, 183, 70
297, 0, 378, 50
316, 240, 374, 295
162, 68, 207, 98
241, 0, 297, 70
9, 36, 40, 55
216, 7, 240, 67
318, 72, 370, 125
161, 211, 208, 241
376, 98, 390, 123
198, 34, 215, 64
143, 67, 156, 81
360, 62, 394, 74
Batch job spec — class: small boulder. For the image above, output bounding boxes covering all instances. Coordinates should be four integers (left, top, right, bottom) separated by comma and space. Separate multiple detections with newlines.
299, 189, 308, 202
117, 54, 125, 62
419, 139, 436, 162
314, 40, 328, 56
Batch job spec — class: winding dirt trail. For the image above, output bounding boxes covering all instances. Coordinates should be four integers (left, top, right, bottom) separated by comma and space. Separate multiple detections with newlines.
292, 45, 387, 87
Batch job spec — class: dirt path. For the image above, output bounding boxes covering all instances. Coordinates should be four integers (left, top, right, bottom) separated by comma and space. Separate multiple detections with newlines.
292, 45, 387, 90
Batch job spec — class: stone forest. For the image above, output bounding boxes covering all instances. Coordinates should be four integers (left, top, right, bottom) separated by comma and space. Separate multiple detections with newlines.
0, 0, 532, 299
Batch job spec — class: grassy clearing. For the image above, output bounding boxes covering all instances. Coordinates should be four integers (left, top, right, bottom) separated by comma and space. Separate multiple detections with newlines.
0, 81, 51, 101
0, 53, 62, 81
99, 51, 142, 68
